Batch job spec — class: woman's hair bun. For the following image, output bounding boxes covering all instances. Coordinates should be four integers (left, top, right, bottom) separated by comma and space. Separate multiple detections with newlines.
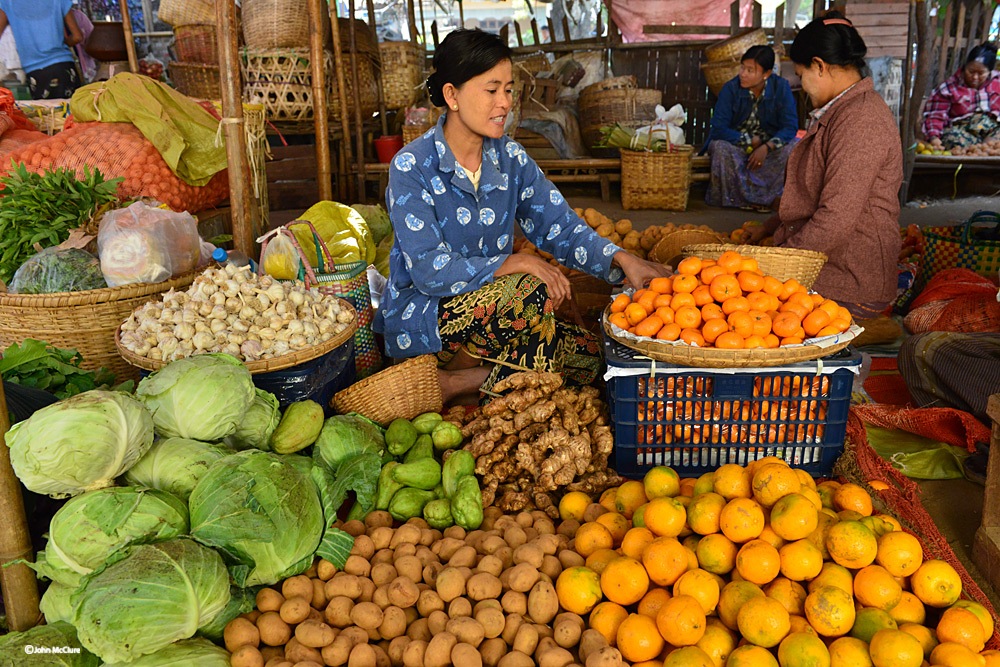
426, 71, 446, 107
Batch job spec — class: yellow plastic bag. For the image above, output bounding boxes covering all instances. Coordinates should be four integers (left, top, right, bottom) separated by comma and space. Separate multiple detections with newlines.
290, 201, 377, 268
261, 233, 299, 280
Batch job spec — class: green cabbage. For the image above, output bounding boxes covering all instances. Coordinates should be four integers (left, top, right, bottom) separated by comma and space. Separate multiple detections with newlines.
123, 437, 232, 503
197, 586, 260, 642
189, 450, 324, 586
6, 390, 154, 498
313, 413, 386, 471
101, 638, 230, 667
72, 538, 230, 664
351, 203, 392, 245
39, 581, 76, 624
136, 353, 255, 442
31, 486, 189, 588
224, 388, 281, 451
0, 621, 99, 666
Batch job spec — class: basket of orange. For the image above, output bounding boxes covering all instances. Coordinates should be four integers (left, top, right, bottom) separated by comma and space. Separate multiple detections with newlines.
603, 249, 860, 368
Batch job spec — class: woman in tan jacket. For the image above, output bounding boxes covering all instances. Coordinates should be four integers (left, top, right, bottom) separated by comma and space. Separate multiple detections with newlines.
752, 13, 902, 320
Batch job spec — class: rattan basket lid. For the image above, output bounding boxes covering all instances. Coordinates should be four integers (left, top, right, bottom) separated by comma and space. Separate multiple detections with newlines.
649, 229, 727, 266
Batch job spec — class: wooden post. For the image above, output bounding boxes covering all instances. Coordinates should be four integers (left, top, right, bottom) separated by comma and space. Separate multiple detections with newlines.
419, 0, 427, 47
330, 2, 354, 202
752, 1, 762, 29
458, 0, 464, 28
0, 381, 41, 631
775, 2, 785, 50
901, 0, 933, 204
216, 0, 255, 255
348, 0, 368, 199
531, 18, 540, 45
937, 1, 953, 84
366, 0, 388, 137
309, 0, 333, 201
515, 21, 524, 47
117, 0, 138, 72
730, 0, 740, 35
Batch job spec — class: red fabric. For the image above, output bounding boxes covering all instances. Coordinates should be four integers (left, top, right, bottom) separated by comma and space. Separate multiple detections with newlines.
0, 87, 43, 132
846, 409, 1000, 650
910, 268, 998, 310
605, 0, 753, 43
852, 403, 990, 452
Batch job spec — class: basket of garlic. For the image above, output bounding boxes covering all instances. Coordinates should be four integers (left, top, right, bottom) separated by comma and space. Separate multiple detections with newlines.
115, 262, 358, 374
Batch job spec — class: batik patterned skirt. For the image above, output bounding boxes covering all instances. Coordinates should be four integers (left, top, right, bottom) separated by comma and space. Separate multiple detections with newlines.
706, 139, 795, 210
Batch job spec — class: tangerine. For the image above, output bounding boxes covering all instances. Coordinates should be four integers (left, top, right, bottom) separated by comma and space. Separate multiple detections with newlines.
832, 483, 873, 516
696, 621, 738, 667
657, 323, 682, 341
643, 537, 692, 587
717, 251, 744, 274
596, 511, 632, 546
586, 547, 622, 575
673, 274, 699, 294
610, 293, 631, 313
650, 276, 674, 293
825, 520, 878, 569
709, 274, 742, 301
663, 646, 715, 667
589, 600, 629, 645
601, 556, 650, 606
673, 568, 721, 615
751, 462, 801, 507
778, 539, 824, 582
615, 480, 649, 519
717, 580, 765, 630
772, 311, 803, 338
804, 585, 856, 637
675, 305, 703, 330
621, 527, 656, 560
737, 595, 791, 648
644, 466, 682, 499
680, 328, 706, 347
935, 607, 986, 652
695, 532, 739, 575
868, 629, 923, 667
769, 492, 820, 541
644, 496, 688, 538
656, 594, 707, 646
559, 491, 591, 522
617, 613, 665, 663
875, 531, 923, 577
677, 257, 704, 275
637, 587, 672, 619
715, 331, 745, 349
719, 497, 765, 543
625, 303, 649, 326
765, 577, 809, 616
735, 539, 781, 586
692, 284, 715, 306
828, 637, 873, 667
737, 270, 764, 293
853, 564, 903, 611
686, 492, 727, 535
777, 631, 831, 667
635, 315, 665, 338
702, 318, 731, 344
556, 566, 604, 615
727, 645, 779, 667
910, 559, 962, 608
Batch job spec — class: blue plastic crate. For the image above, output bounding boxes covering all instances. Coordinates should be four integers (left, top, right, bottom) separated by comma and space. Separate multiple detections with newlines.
605, 338, 860, 478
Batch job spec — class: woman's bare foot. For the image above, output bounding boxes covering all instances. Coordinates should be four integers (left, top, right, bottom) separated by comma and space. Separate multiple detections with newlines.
439, 366, 491, 405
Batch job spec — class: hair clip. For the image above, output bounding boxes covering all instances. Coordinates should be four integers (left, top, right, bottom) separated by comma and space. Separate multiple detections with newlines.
822, 18, 853, 26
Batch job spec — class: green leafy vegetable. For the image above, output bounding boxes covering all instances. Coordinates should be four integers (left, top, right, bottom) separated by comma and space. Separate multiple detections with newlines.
9, 247, 107, 293
0, 339, 129, 399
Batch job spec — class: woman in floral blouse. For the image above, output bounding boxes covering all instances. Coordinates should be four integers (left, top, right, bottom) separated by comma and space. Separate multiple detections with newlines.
921, 42, 1000, 149
375, 29, 669, 404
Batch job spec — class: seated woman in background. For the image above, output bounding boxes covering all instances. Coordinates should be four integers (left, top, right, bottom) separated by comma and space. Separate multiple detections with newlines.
702, 45, 799, 212
921, 42, 1000, 150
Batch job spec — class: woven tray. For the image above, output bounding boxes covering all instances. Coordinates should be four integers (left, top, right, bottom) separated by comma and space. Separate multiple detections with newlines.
649, 229, 726, 265
115, 300, 358, 374
603, 307, 858, 369
704, 28, 768, 63
331, 354, 443, 426
682, 244, 828, 288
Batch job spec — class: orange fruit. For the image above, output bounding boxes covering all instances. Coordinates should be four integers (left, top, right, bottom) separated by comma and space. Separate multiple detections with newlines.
868, 629, 923, 667
673, 273, 699, 294
751, 462, 801, 508
692, 284, 715, 306
735, 539, 781, 586
737, 595, 791, 648
601, 556, 650, 606
687, 492, 727, 536
762, 333, 781, 348
663, 646, 715, 667
558, 491, 591, 522
832, 483, 873, 516
615, 480, 649, 519
653, 293, 675, 310
637, 587, 672, 619
709, 274, 742, 302
825, 520, 878, 569
717, 251, 744, 274
804, 586, 856, 637
765, 577, 808, 617
625, 302, 649, 326
984, 649, 1000, 667
701, 301, 725, 321
888, 591, 926, 625
740, 258, 760, 272
680, 328, 706, 347
777, 631, 831, 667
737, 270, 764, 293
673, 568, 721, 615
717, 580, 765, 630
910, 559, 962, 608
644, 466, 681, 499
808, 562, 854, 595
608, 311, 630, 330
590, 600, 629, 645
695, 533, 738, 575
675, 305, 703, 330
802, 309, 832, 337
727, 645, 779, 667
875, 531, 923, 578
950, 599, 994, 638
702, 318, 730, 344
769, 492, 819, 541
771, 311, 803, 339
657, 323, 682, 341
930, 641, 988, 667
621, 527, 656, 561
935, 607, 986, 652
638, 290, 658, 313
721, 295, 751, 315
643, 537, 692, 587
617, 613, 665, 663
715, 331, 745, 350
634, 315, 664, 338
650, 276, 674, 294
778, 539, 823, 582
853, 565, 903, 611
575, 521, 615, 558
600, 488, 618, 511
849, 607, 898, 643
779, 278, 806, 300
898, 622, 937, 659
596, 511, 632, 546
644, 496, 688, 538
727, 311, 754, 338
700, 264, 728, 285
586, 547, 620, 575
713, 464, 752, 500
696, 620, 738, 667
656, 594, 707, 646
611, 293, 632, 313
556, 566, 603, 615
677, 256, 704, 275
719, 497, 765, 543
828, 637, 873, 667
655, 304, 676, 323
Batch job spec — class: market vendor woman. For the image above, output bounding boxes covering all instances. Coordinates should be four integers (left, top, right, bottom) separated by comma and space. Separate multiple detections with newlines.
376, 29, 669, 404
921, 42, 1000, 150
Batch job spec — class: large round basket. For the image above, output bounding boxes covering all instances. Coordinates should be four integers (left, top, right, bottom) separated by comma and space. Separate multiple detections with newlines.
379, 41, 424, 110
701, 59, 741, 97
169, 61, 221, 99
704, 28, 768, 63
241, 0, 330, 49
620, 146, 694, 211
115, 300, 358, 375
0, 272, 197, 383
173, 25, 219, 65
682, 244, 828, 288
603, 309, 854, 369
331, 354, 443, 426
649, 229, 727, 265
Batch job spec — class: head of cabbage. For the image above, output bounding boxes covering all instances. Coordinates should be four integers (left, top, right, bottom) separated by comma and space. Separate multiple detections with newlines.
123, 437, 232, 503
72, 538, 230, 664
313, 413, 386, 471
136, 353, 256, 442
0, 621, 99, 666
100, 638, 231, 667
6, 390, 154, 498
224, 388, 281, 451
189, 450, 324, 586
32, 486, 189, 588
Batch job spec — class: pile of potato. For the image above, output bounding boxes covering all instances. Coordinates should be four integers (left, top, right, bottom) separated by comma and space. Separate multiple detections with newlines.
574, 208, 643, 259
224, 510, 625, 667
950, 138, 1000, 157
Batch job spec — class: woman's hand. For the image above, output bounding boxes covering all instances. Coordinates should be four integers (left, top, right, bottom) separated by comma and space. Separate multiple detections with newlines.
748, 144, 769, 170
613, 251, 672, 291
748, 216, 780, 244
495, 253, 572, 310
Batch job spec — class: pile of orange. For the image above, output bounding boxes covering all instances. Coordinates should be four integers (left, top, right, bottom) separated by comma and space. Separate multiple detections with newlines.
607, 250, 853, 350
554, 460, 997, 667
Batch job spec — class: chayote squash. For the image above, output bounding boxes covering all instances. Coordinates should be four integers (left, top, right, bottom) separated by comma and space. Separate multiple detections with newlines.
385, 418, 419, 456
442, 450, 476, 498
269, 400, 324, 454
404, 435, 434, 463
411, 412, 443, 435
423, 499, 454, 530
431, 421, 463, 452
389, 488, 435, 522
391, 458, 441, 490
450, 475, 483, 530
375, 462, 405, 510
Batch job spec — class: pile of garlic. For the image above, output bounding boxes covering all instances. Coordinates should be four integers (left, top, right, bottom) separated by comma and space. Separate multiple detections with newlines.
119, 263, 355, 363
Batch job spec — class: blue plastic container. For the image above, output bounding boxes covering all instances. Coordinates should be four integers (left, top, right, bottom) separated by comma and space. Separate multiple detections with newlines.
604, 337, 860, 478
251, 338, 356, 416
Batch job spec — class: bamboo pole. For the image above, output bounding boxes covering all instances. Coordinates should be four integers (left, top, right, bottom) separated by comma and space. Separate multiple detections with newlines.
308, 0, 333, 201
0, 381, 41, 631
216, 0, 255, 255
365, 0, 388, 137
117, 0, 138, 72
330, 2, 354, 201
348, 0, 367, 199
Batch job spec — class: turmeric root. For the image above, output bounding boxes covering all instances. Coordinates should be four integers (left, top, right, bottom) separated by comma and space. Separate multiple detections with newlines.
513, 400, 556, 431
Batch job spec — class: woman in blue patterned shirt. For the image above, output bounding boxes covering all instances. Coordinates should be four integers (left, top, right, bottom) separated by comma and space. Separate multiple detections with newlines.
375, 29, 669, 404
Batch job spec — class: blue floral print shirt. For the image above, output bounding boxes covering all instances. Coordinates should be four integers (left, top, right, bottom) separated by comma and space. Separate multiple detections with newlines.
375, 115, 625, 358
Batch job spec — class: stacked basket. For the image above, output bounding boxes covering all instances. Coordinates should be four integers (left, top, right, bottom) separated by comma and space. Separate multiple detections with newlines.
379, 41, 424, 111
159, 0, 221, 99
578, 76, 662, 154
700, 28, 768, 97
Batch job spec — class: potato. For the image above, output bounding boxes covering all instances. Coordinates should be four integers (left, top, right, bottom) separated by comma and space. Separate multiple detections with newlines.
324, 596, 355, 628
622, 231, 641, 250
307, 608, 325, 623
433, 537, 465, 561
257, 611, 292, 647
401, 640, 427, 667
527, 581, 559, 625
427, 609, 450, 635
512, 544, 544, 569
534, 534, 560, 555
373, 585, 391, 610
393, 555, 423, 583
231, 645, 265, 667
512, 622, 539, 655
452, 642, 484, 667
538, 646, 575, 667
615, 219, 633, 235
506, 563, 541, 593
261, 647, 285, 662
341, 519, 366, 537
469, 607, 502, 639
282, 575, 314, 602
359, 577, 377, 603
448, 545, 478, 568
446, 617, 486, 647
370, 526, 394, 550
296, 619, 336, 648
479, 637, 507, 667
406, 618, 431, 642
540, 555, 563, 581
595, 223, 614, 238
498, 650, 535, 667
475, 554, 503, 577
394, 543, 418, 560
390, 524, 422, 548
504, 525, 528, 549
558, 549, 585, 569
348, 643, 377, 667
403, 607, 419, 627
379, 606, 407, 640
466, 572, 502, 601
585, 646, 623, 667
578, 629, 610, 663
582, 504, 608, 522
424, 632, 458, 667
264, 660, 293, 667
244, 610, 262, 624
257, 588, 285, 613
415, 546, 437, 567
311, 578, 328, 609
321, 636, 354, 667
365, 510, 393, 530
406, 517, 430, 531
285, 638, 324, 664
371, 563, 398, 587
344, 555, 372, 578
373, 645, 392, 667
443, 525, 467, 540
479, 535, 506, 556
501, 591, 527, 615
446, 596, 471, 619
536, 637, 559, 655
464, 530, 487, 551
340, 627, 371, 647
387, 636, 410, 666
416, 589, 445, 617
372, 549, 394, 566
325, 574, 363, 600
553, 616, 583, 649
387, 577, 420, 608
280, 596, 313, 625
351, 601, 385, 631
435, 567, 467, 602
317, 560, 339, 583
423, 561, 444, 586
226, 617, 261, 652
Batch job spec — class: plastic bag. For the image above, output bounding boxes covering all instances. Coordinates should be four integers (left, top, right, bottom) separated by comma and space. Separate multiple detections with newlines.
260, 232, 300, 280
291, 201, 377, 267
9, 247, 107, 294
865, 425, 969, 480
632, 104, 687, 148
97, 201, 202, 287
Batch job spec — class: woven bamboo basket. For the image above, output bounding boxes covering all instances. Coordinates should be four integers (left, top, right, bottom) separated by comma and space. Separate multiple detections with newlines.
603, 308, 855, 369
115, 300, 358, 374
620, 146, 694, 211
579, 87, 662, 151
241, 0, 329, 49
403, 122, 433, 144
158, 0, 215, 28
0, 272, 197, 383
379, 41, 423, 110
174, 24, 218, 64
701, 59, 741, 97
649, 229, 727, 265
331, 354, 443, 426
704, 28, 768, 63
512, 51, 551, 92
682, 244, 828, 288
169, 61, 221, 99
